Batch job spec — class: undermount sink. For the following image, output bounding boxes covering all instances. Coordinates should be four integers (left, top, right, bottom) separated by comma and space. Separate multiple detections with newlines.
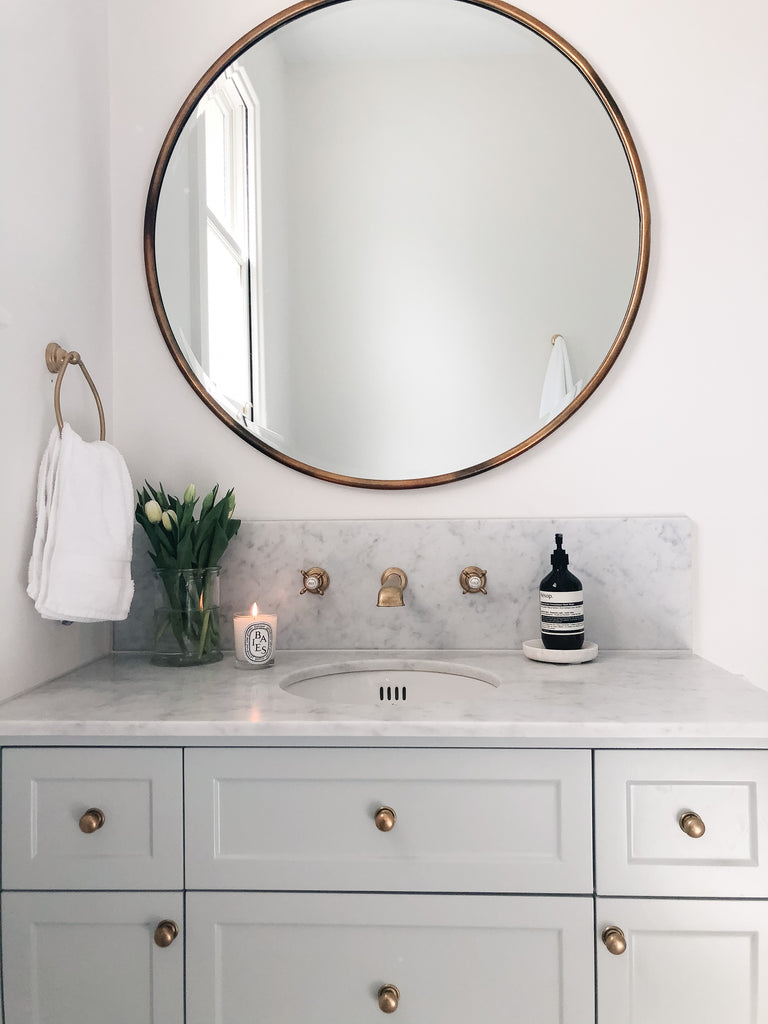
280, 660, 499, 705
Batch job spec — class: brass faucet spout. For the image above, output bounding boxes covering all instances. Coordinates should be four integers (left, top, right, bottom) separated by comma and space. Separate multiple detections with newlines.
377, 568, 408, 607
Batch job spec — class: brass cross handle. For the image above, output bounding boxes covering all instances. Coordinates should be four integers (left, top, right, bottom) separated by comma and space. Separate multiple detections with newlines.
300, 567, 330, 595
459, 567, 487, 594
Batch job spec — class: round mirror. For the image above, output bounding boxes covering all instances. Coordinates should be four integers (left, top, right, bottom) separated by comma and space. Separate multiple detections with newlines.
145, 0, 649, 488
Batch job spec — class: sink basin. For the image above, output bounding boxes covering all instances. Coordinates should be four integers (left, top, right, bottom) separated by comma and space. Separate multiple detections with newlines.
280, 660, 499, 705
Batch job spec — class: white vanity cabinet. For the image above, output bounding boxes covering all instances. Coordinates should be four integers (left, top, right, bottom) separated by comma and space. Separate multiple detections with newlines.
594, 750, 768, 1022
3, 742, 768, 1023
0, 748, 185, 1024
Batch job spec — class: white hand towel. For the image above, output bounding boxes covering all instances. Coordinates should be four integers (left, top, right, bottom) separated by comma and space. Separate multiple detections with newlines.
27, 423, 134, 622
539, 334, 583, 422
27, 426, 60, 601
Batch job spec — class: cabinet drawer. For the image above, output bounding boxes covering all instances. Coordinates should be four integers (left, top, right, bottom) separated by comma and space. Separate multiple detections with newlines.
595, 750, 768, 896
1, 748, 183, 890
187, 892, 594, 1024
185, 747, 593, 892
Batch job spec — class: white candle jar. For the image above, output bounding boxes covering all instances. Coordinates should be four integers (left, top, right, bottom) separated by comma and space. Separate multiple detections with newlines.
233, 606, 277, 668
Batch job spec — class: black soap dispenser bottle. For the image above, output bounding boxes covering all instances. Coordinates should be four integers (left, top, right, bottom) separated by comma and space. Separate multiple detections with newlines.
540, 533, 584, 650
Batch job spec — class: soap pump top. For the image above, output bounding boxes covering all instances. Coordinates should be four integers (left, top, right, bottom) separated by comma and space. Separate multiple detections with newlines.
539, 533, 584, 650
550, 533, 569, 570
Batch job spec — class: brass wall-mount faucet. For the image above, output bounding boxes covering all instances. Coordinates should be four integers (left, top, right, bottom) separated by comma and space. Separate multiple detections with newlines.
377, 568, 408, 607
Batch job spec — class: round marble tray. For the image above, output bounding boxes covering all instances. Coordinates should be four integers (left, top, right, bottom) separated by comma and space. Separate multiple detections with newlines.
522, 639, 599, 664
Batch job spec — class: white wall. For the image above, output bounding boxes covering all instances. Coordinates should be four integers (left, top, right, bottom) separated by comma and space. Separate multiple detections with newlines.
14, 0, 757, 695
0, 0, 113, 700
282, 51, 636, 477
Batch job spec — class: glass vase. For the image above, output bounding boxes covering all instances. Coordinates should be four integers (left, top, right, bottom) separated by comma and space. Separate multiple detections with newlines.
151, 566, 223, 666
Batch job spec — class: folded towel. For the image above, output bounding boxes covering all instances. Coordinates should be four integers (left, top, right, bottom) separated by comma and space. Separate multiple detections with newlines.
539, 334, 583, 422
27, 424, 134, 621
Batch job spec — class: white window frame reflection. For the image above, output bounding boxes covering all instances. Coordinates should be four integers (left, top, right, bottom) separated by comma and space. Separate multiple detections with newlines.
194, 65, 263, 427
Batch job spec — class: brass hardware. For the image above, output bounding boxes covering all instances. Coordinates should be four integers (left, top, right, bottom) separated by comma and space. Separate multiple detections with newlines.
78, 808, 106, 833
45, 343, 106, 441
459, 567, 487, 595
602, 926, 627, 955
154, 920, 179, 947
679, 811, 706, 838
300, 567, 330, 596
374, 806, 397, 832
377, 568, 407, 607
377, 985, 400, 1013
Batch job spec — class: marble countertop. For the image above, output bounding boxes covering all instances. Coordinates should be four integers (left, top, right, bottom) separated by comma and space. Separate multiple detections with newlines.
1, 650, 767, 747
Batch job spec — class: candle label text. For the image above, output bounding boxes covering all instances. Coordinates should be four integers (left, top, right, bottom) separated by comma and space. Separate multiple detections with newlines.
243, 622, 273, 663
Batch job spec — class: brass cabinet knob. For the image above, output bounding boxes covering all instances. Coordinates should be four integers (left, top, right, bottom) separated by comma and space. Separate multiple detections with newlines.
679, 811, 706, 838
154, 920, 179, 947
602, 926, 627, 956
374, 806, 397, 832
378, 984, 400, 1013
78, 808, 105, 833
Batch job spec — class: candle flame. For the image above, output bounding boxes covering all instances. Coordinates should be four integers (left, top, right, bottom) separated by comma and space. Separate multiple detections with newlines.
251, 602, 259, 617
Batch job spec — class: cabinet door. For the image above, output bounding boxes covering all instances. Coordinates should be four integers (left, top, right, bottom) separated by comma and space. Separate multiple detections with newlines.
597, 897, 768, 1024
185, 747, 593, 892
187, 892, 594, 1024
1, 892, 184, 1024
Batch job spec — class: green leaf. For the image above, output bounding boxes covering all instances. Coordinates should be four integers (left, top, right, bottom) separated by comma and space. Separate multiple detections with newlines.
193, 514, 217, 564
206, 522, 231, 568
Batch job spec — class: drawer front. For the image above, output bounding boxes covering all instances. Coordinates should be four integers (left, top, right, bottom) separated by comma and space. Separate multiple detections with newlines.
595, 749, 768, 896
1, 748, 183, 890
1, 891, 184, 1024
597, 897, 768, 1024
187, 892, 594, 1024
185, 747, 593, 892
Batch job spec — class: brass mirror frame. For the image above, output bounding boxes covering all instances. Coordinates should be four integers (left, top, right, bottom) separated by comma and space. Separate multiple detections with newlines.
144, 0, 650, 489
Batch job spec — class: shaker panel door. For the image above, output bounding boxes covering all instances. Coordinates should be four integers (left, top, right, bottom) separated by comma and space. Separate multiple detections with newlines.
1, 891, 184, 1024
597, 897, 768, 1024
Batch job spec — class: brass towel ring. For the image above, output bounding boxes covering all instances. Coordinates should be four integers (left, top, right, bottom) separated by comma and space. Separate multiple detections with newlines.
45, 343, 106, 441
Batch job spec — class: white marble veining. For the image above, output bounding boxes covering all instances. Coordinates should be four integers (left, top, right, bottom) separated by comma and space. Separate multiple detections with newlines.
115, 517, 692, 653
1, 650, 767, 748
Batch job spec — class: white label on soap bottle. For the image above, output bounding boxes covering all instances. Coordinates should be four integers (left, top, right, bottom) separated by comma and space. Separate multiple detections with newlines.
540, 591, 584, 634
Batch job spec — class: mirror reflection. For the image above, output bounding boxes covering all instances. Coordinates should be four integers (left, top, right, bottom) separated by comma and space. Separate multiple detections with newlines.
147, 0, 649, 487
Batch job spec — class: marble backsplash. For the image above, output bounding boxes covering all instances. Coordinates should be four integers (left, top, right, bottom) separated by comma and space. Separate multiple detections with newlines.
114, 517, 692, 653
